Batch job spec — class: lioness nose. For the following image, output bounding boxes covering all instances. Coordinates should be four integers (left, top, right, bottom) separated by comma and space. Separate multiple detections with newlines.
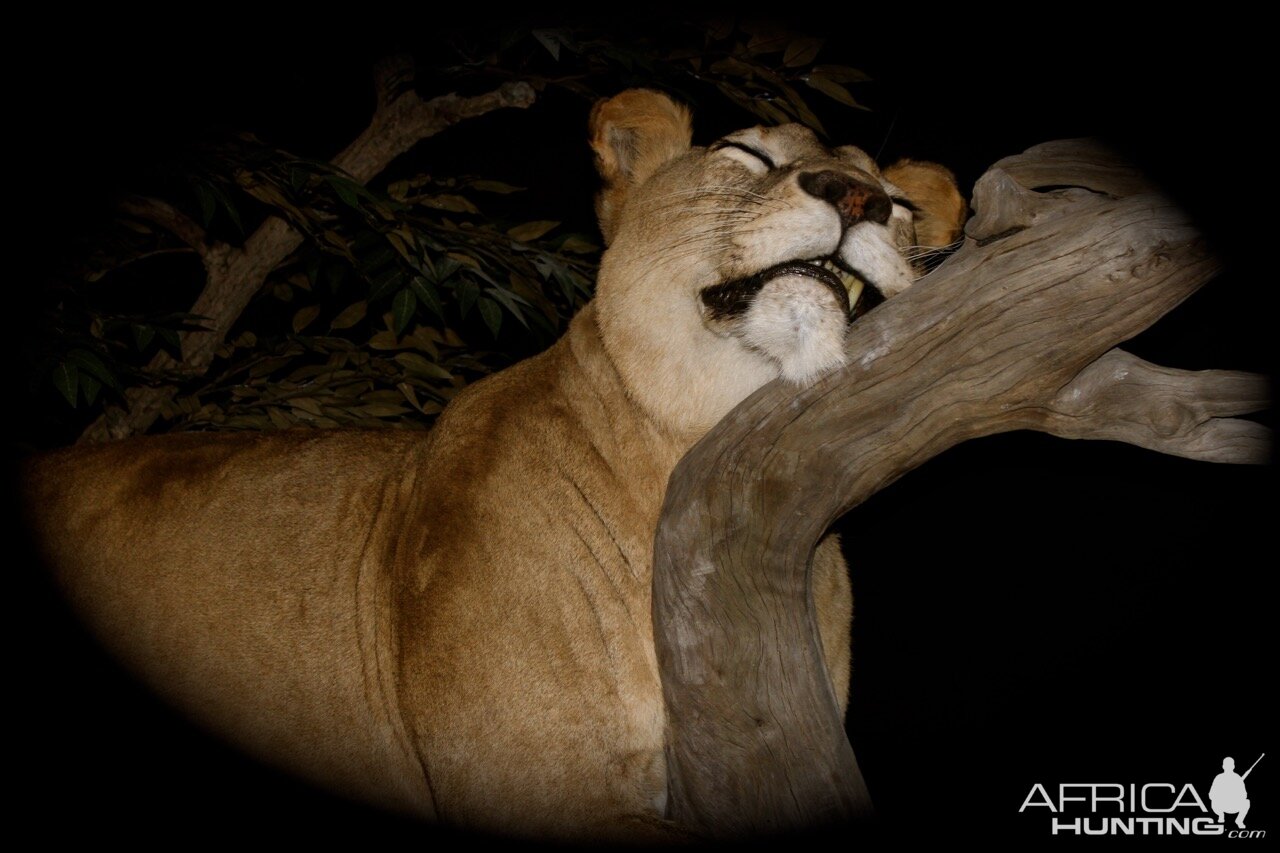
798, 170, 892, 226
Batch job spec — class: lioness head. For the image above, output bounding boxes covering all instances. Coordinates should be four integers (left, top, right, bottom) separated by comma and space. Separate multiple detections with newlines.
588, 89, 965, 436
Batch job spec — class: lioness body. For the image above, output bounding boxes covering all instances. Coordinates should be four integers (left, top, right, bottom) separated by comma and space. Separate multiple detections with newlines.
27, 307, 851, 837
24, 90, 961, 840
28, 427, 436, 815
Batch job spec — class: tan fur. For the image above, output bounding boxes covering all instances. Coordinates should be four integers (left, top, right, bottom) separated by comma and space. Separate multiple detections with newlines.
883, 158, 968, 248
23, 90, 961, 842
589, 88, 693, 245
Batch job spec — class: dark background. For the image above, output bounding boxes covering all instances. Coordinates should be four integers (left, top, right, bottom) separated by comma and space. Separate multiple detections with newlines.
10, 14, 1273, 847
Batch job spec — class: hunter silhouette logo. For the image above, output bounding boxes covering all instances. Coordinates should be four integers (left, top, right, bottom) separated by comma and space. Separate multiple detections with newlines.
1019, 752, 1266, 837
1211, 754, 1263, 829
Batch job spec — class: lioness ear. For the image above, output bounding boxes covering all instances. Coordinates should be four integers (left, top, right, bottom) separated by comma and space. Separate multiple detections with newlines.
882, 159, 968, 248
589, 89, 693, 245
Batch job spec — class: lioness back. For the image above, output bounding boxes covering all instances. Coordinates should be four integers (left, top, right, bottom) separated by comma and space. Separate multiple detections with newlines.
24, 427, 437, 816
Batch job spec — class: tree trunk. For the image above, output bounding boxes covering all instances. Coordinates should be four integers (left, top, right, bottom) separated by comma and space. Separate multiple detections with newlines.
652, 139, 1270, 838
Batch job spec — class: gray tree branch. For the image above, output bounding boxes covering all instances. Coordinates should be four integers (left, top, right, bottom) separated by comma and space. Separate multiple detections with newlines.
119, 195, 213, 257
1039, 349, 1270, 463
652, 139, 1270, 838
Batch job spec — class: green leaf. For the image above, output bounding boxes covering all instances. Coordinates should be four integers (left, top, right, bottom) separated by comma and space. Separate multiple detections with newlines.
811, 64, 871, 83
478, 297, 503, 338
367, 267, 406, 303
403, 327, 441, 359
706, 18, 734, 40
446, 252, 482, 271
487, 286, 530, 329
207, 181, 244, 234
744, 29, 790, 56
392, 288, 417, 335
749, 98, 793, 125
421, 194, 480, 214
469, 180, 525, 194
287, 365, 331, 383
320, 230, 353, 258
466, 263, 500, 288
558, 235, 599, 254
599, 44, 635, 71
226, 415, 273, 429
80, 373, 103, 407
531, 29, 563, 60
532, 256, 558, 280
709, 56, 755, 77
326, 176, 362, 209
320, 262, 346, 295
357, 403, 411, 418
292, 304, 322, 333
361, 389, 404, 404
193, 181, 217, 227
778, 82, 827, 136
358, 242, 397, 277
248, 355, 295, 378
394, 351, 453, 381
330, 300, 368, 330
385, 228, 417, 263
396, 381, 422, 412
52, 363, 78, 407
783, 38, 823, 67
409, 276, 445, 321
158, 328, 182, 356
289, 397, 325, 416
268, 407, 296, 430
805, 74, 865, 109
368, 330, 400, 350
507, 220, 560, 242
455, 278, 479, 318
553, 268, 579, 303
66, 349, 120, 390
131, 323, 155, 351
431, 256, 462, 284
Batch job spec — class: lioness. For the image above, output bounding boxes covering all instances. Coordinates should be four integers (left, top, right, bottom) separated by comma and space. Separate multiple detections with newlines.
23, 89, 964, 841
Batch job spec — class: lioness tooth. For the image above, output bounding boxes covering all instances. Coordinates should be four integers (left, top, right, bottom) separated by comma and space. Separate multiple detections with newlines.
847, 276, 865, 310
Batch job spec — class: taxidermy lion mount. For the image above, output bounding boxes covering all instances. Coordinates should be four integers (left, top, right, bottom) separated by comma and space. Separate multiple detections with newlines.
22, 89, 965, 842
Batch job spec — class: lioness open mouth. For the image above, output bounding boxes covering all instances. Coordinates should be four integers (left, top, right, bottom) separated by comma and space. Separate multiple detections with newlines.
700, 256, 881, 323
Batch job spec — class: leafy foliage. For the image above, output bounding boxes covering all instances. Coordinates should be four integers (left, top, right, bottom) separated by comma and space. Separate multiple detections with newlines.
29, 18, 871, 440
164, 139, 599, 432
440, 19, 870, 136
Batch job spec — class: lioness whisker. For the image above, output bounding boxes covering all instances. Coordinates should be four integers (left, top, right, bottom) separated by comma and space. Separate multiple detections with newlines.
646, 186, 771, 203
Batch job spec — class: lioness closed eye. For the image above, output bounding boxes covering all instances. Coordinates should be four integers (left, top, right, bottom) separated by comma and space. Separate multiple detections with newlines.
24, 89, 964, 841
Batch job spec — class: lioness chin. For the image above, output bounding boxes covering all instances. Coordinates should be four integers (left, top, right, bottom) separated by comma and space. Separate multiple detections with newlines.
23, 89, 964, 841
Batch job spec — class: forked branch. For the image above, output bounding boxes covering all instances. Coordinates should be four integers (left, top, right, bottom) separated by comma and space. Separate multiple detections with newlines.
1040, 349, 1269, 463
652, 139, 1270, 838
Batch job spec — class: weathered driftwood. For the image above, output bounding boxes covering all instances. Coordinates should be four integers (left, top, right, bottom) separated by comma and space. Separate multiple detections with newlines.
80, 58, 535, 444
652, 139, 1270, 838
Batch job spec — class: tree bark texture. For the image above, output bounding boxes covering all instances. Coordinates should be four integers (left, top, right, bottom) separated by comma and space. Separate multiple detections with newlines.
652, 139, 1270, 838
80, 62, 535, 444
